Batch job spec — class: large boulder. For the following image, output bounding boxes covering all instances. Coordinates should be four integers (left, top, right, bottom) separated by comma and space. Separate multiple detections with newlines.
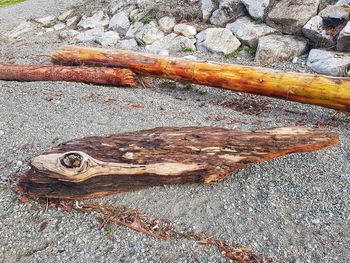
266, 0, 320, 34
240, 0, 272, 19
226, 16, 277, 47
173, 24, 197, 37
307, 49, 350, 76
196, 28, 241, 55
302, 16, 335, 48
210, 9, 230, 26
256, 34, 308, 64
337, 21, 350, 51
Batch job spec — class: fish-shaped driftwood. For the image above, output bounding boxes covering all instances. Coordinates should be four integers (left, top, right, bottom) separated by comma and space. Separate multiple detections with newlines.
18, 127, 339, 200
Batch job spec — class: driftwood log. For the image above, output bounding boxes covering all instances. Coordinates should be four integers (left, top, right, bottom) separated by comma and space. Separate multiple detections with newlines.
0, 63, 136, 87
52, 45, 350, 112
18, 127, 339, 200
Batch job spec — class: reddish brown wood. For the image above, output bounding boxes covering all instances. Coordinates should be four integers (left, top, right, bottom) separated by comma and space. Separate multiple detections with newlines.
0, 63, 137, 87
18, 126, 339, 200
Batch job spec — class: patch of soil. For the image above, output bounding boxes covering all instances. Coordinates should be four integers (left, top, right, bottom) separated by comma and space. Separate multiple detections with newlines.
218, 97, 273, 115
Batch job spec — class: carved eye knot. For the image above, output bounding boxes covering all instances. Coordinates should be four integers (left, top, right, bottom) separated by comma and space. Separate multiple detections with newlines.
60, 152, 84, 169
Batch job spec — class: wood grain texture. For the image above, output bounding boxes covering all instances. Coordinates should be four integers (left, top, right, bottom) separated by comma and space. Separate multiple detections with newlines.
52, 45, 350, 112
0, 63, 137, 87
18, 127, 339, 200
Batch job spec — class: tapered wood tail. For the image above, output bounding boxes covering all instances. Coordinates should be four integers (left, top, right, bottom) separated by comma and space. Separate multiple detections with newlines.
0, 63, 137, 87
52, 45, 350, 112
18, 126, 339, 200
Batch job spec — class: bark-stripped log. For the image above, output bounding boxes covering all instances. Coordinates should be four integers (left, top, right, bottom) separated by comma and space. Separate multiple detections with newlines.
18, 126, 339, 200
51, 45, 350, 112
0, 63, 137, 87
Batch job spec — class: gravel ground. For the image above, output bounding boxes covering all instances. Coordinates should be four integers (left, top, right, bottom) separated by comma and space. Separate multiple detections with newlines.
1, 1, 350, 263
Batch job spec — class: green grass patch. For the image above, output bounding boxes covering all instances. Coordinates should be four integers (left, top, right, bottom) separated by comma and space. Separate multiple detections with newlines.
243, 43, 258, 55
0, 0, 25, 7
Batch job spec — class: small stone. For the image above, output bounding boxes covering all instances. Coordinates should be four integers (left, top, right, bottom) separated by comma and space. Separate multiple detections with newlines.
16, 161, 23, 167
337, 21, 350, 51
158, 16, 176, 33
266, 0, 320, 34
196, 28, 241, 55
307, 49, 350, 76
58, 9, 74, 22
66, 16, 79, 27
201, 0, 215, 21
173, 24, 197, 37
75, 26, 104, 43
35, 16, 55, 24
241, 0, 272, 19
319, 4, 350, 20
302, 16, 335, 48
109, 11, 130, 36
117, 39, 139, 50
256, 34, 308, 64
125, 22, 143, 39
53, 23, 66, 31
135, 23, 164, 45
226, 16, 276, 47
0, 130, 4, 136
146, 33, 196, 54
210, 9, 230, 26
95, 31, 120, 47
292, 57, 299, 64
78, 11, 109, 29
59, 30, 79, 39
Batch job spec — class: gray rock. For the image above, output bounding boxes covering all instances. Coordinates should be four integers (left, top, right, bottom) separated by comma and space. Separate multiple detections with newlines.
117, 38, 139, 50
336, 0, 350, 5
59, 29, 79, 39
5, 21, 37, 38
35, 15, 55, 24
158, 16, 176, 33
201, 0, 215, 21
226, 16, 276, 47
145, 33, 196, 54
75, 26, 104, 43
66, 16, 79, 27
241, 0, 272, 19
53, 23, 66, 31
302, 16, 335, 48
307, 49, 350, 76
125, 22, 143, 39
256, 34, 308, 64
210, 9, 230, 26
196, 28, 241, 55
337, 21, 350, 51
173, 24, 197, 37
58, 9, 73, 22
135, 22, 164, 45
95, 31, 120, 47
78, 11, 109, 29
266, 0, 320, 34
320, 0, 338, 10
109, 11, 130, 36
319, 4, 350, 20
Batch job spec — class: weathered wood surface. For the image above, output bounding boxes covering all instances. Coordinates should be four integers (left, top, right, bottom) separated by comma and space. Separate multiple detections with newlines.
18, 127, 339, 200
0, 63, 137, 87
52, 45, 350, 112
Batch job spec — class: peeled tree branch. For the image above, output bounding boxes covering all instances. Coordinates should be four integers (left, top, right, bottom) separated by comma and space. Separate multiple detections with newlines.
0, 63, 137, 87
52, 45, 350, 112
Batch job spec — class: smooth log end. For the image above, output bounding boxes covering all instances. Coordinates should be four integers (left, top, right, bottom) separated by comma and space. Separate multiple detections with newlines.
18, 127, 339, 200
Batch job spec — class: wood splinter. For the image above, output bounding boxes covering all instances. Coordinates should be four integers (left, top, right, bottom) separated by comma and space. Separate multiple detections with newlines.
18, 126, 339, 200
0, 63, 137, 87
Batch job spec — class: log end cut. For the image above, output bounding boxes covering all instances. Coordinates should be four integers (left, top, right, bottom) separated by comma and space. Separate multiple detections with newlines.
18, 127, 339, 200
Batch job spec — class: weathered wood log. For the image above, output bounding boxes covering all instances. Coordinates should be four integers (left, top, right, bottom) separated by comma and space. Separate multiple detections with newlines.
0, 63, 137, 87
18, 126, 339, 200
51, 45, 350, 112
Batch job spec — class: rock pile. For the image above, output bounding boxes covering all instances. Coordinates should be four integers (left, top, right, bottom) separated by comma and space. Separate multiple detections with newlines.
5, 0, 350, 76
